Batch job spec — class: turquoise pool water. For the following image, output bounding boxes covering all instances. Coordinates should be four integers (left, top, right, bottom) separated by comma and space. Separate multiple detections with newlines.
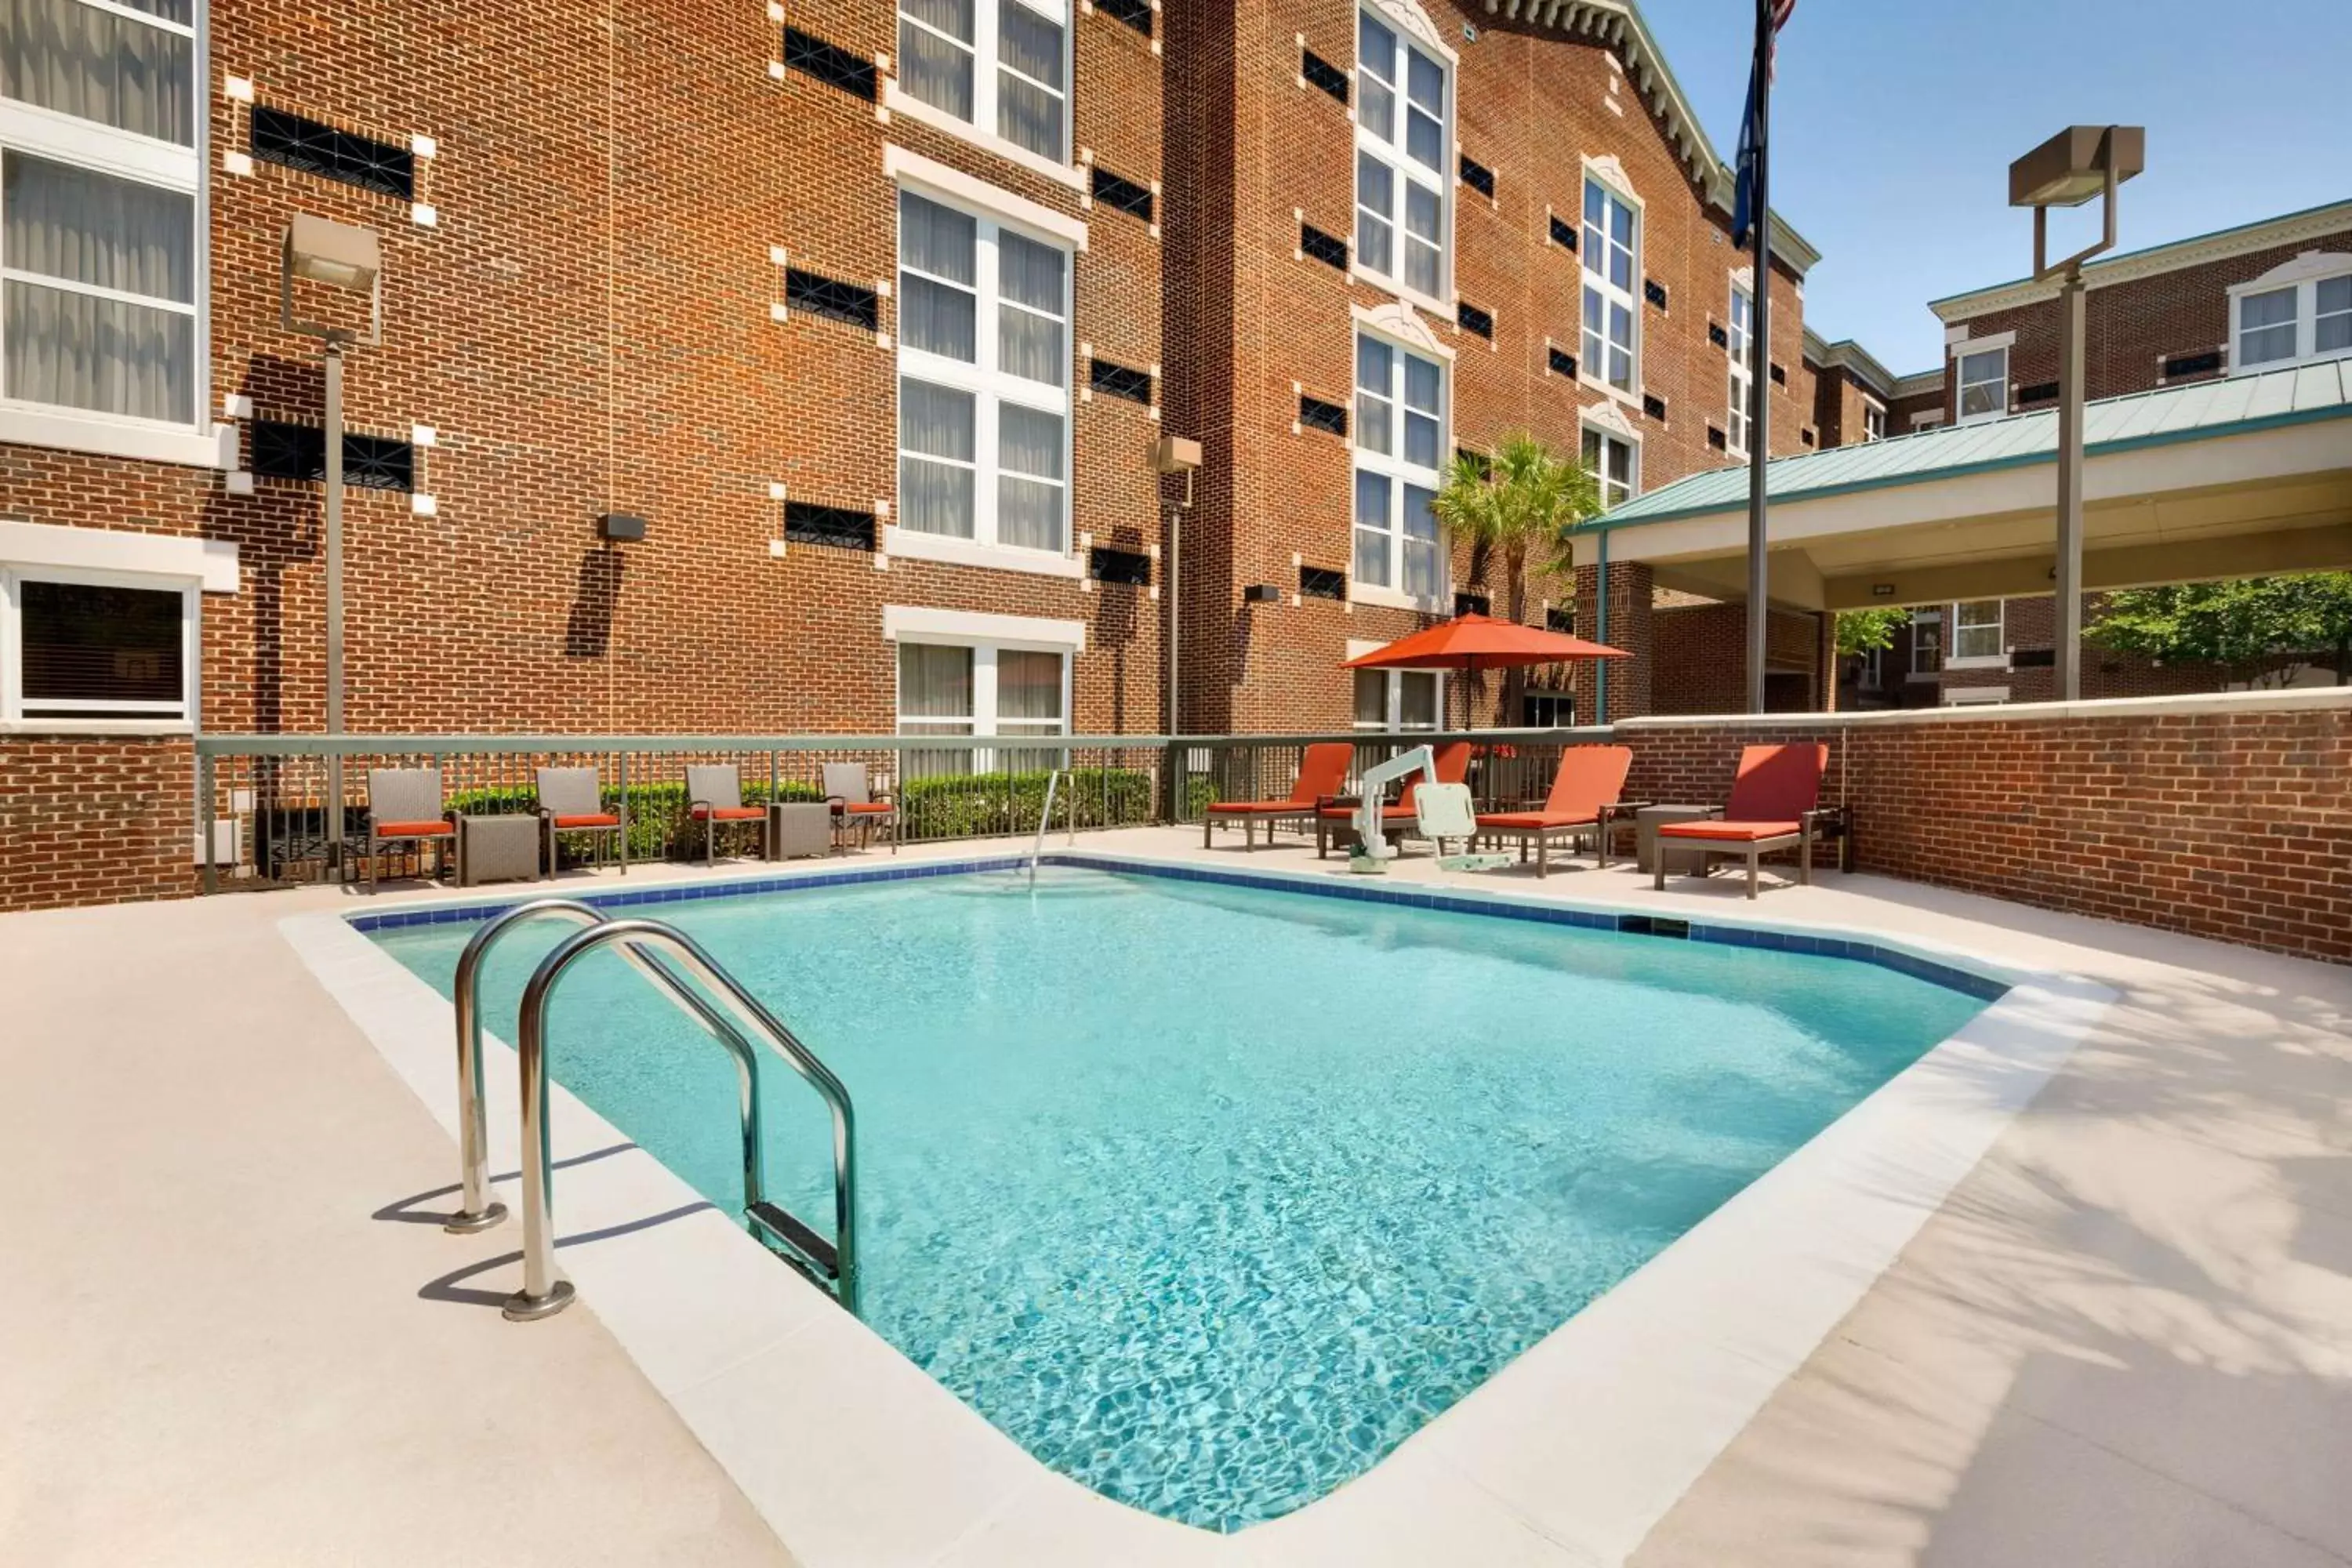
373, 864, 1991, 1530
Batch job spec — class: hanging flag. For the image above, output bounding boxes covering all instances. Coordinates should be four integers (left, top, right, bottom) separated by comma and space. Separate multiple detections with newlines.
1731, 0, 1795, 251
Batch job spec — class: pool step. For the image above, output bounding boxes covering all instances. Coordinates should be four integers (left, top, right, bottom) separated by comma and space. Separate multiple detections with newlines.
747, 1200, 843, 1287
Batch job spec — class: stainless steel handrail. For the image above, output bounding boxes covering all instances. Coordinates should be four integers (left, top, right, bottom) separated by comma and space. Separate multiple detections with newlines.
503, 917, 860, 1323
1028, 768, 1065, 888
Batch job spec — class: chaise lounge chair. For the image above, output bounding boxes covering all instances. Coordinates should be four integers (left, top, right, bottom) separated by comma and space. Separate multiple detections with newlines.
536, 766, 626, 876
1316, 741, 1472, 858
1471, 744, 1636, 877
1202, 741, 1352, 851
1652, 742, 1831, 899
686, 764, 768, 867
823, 761, 897, 853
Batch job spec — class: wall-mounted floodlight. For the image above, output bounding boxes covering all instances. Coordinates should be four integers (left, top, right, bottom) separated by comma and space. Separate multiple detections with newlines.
281, 213, 383, 346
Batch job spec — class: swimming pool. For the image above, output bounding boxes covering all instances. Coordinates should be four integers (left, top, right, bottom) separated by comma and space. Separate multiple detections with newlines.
371, 862, 1997, 1532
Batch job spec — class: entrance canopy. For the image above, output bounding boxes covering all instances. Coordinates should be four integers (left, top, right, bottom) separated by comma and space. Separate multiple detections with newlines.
1573, 362, 2352, 611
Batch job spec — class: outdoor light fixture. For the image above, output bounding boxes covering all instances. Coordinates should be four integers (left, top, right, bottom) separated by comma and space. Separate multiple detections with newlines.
2008, 125, 2144, 702
1154, 434, 1206, 746
280, 213, 387, 869
1243, 584, 1282, 603
598, 512, 648, 542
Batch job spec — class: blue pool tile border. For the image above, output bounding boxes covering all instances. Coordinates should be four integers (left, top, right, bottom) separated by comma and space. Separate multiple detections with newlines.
346, 851, 2009, 1004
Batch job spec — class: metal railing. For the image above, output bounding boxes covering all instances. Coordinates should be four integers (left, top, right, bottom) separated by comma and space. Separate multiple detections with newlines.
190, 728, 1595, 889
479, 911, 859, 1321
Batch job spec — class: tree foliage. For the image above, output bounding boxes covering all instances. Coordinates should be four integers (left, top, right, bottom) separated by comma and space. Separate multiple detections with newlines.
1834, 608, 1911, 657
2086, 573, 2352, 687
1431, 433, 1604, 714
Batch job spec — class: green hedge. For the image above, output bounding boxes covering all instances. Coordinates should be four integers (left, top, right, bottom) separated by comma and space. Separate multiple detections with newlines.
898, 767, 1154, 840
445, 779, 826, 863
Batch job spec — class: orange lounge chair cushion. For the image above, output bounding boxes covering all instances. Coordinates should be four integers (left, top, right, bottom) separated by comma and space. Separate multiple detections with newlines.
376, 819, 454, 837
1656, 818, 1803, 842
690, 805, 766, 821
1475, 811, 1599, 830
551, 812, 621, 829
1207, 800, 1317, 815
837, 801, 893, 815
1319, 804, 1415, 821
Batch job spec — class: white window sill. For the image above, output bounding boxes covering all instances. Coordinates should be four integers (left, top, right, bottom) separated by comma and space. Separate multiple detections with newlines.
881, 85, 1087, 193
1348, 581, 1446, 614
0, 405, 232, 470
0, 718, 194, 736
882, 525, 1083, 579
1578, 374, 1641, 410
1944, 653, 2009, 670
1349, 264, 1454, 325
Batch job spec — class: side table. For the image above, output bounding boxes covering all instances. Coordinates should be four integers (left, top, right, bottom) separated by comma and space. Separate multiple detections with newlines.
1636, 804, 1715, 877
458, 813, 543, 887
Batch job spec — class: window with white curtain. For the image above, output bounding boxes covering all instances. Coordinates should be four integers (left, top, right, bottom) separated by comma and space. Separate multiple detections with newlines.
1956, 346, 2007, 423
896, 188, 1069, 555
1951, 599, 2004, 663
895, 637, 1068, 777
1353, 666, 1440, 731
1351, 329, 1445, 607
1352, 9, 1448, 303
1726, 281, 1753, 457
0, 566, 195, 722
1581, 175, 1639, 394
2230, 260, 2352, 374
896, 0, 1069, 165
0, 0, 203, 442
1581, 424, 1635, 510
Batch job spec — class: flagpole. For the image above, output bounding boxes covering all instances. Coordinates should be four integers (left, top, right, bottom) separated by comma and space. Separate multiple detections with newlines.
1744, 0, 1773, 714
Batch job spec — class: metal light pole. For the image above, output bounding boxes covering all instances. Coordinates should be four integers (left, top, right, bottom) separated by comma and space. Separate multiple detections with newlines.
281, 216, 384, 863
2009, 126, 2143, 702
1743, 0, 1774, 715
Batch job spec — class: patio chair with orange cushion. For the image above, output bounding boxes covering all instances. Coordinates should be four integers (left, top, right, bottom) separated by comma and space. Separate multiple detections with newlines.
1653, 742, 1833, 899
365, 767, 457, 892
685, 763, 768, 867
1316, 741, 1473, 859
1471, 744, 1637, 878
1203, 741, 1353, 851
822, 761, 898, 854
536, 766, 626, 877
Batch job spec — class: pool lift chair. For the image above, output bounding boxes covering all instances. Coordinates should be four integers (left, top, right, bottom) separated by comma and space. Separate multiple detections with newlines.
1345, 746, 1489, 873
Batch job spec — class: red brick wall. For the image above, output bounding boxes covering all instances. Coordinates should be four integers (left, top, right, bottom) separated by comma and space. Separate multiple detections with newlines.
0, 738, 194, 913
1619, 696, 2352, 965
1650, 601, 1826, 713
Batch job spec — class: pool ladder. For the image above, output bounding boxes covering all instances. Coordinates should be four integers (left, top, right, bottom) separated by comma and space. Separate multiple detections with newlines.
450, 898, 860, 1321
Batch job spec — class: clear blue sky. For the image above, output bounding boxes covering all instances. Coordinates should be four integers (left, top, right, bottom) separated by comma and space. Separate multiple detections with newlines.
1634, 0, 2352, 375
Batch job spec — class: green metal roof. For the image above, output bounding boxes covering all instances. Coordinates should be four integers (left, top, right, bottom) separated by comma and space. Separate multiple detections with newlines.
1581, 361, 2352, 532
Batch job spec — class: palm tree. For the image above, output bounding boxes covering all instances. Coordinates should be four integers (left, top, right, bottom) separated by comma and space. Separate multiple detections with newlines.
1430, 432, 1603, 716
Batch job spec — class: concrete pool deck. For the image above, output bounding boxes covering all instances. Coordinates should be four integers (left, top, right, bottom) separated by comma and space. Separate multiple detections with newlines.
3, 827, 2348, 1566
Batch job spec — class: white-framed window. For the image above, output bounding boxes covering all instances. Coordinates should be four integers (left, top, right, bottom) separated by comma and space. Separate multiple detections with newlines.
1, 0, 209, 463
1948, 598, 2005, 666
1943, 684, 2010, 707
1725, 281, 1754, 457
895, 635, 1069, 777
1351, 328, 1446, 608
1581, 423, 1636, 510
895, 187, 1071, 557
1956, 346, 2007, 423
1908, 608, 1941, 678
1520, 687, 1574, 727
1862, 400, 1886, 441
895, 0, 1070, 169
1581, 173, 1639, 396
1352, 9, 1450, 307
1857, 645, 1883, 692
0, 564, 197, 724
1353, 666, 1442, 731
2228, 256, 2352, 374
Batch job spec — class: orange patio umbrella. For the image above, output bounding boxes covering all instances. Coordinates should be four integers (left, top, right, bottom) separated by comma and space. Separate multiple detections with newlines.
1342, 612, 1629, 729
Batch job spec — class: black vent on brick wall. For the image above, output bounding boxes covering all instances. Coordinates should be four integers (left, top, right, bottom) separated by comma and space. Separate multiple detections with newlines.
1299, 223, 1348, 271
1708, 321, 1729, 349
783, 27, 877, 100
1547, 345, 1577, 378
1091, 166, 1153, 221
1643, 278, 1669, 310
1454, 590, 1490, 618
2165, 350, 2223, 378
785, 269, 880, 331
1769, 361, 1788, 386
1801, 428, 1817, 448
1548, 212, 1577, 251
1089, 546, 1152, 586
783, 502, 877, 550
251, 106, 414, 200
1457, 300, 1494, 339
249, 420, 413, 491
1545, 606, 1575, 634
1708, 425, 1726, 450
1089, 359, 1153, 405
2016, 379, 2060, 405
1298, 394, 1348, 436
1299, 564, 1346, 601
1098, 0, 1152, 37
1301, 47, 1348, 103
1642, 393, 1667, 421
1456, 446, 1491, 479
2013, 648, 2056, 668
1459, 154, 1494, 198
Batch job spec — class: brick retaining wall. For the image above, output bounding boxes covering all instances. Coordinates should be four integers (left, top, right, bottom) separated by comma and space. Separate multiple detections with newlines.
0, 737, 195, 914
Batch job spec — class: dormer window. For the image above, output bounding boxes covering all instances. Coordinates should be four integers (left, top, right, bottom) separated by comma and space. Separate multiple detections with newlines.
2229, 252, 2352, 375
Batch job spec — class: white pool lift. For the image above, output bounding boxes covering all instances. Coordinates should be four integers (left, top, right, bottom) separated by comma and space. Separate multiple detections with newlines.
1345, 746, 1493, 873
